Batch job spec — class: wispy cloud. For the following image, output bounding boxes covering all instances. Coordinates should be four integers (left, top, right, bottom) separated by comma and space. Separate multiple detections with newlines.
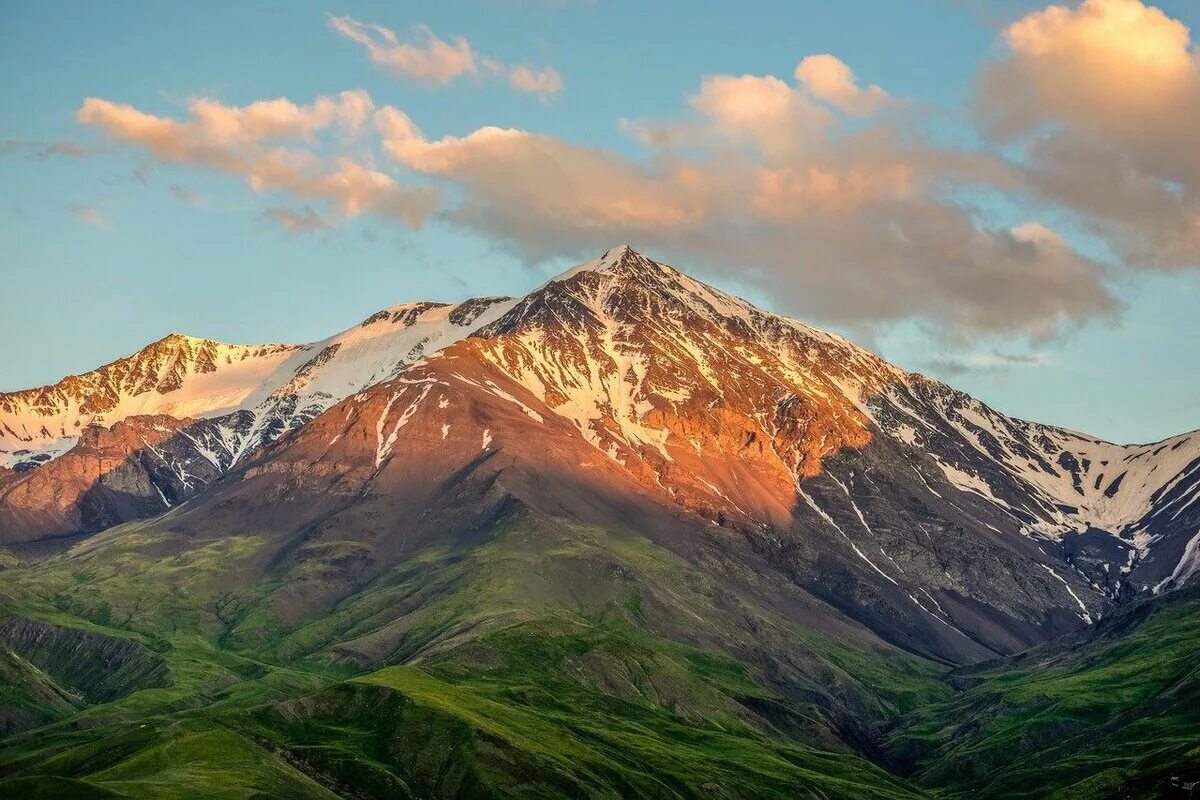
923, 349, 1056, 377
168, 184, 205, 207
1, 138, 104, 160
261, 205, 329, 232
328, 14, 562, 98
68, 204, 109, 229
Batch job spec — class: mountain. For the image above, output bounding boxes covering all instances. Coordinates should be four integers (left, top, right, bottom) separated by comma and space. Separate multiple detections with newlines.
0, 246, 1197, 798
4, 246, 1196, 606
0, 298, 517, 474
0, 296, 516, 544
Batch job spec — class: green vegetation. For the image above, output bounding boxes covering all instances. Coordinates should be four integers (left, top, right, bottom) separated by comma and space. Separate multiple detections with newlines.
0, 511, 939, 798
0, 648, 82, 736
0, 508, 1195, 797
241, 644, 927, 799
886, 587, 1200, 798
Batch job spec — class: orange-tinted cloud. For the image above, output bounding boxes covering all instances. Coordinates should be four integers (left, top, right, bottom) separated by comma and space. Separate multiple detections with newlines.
329, 14, 562, 97
72, 35, 1141, 341
68, 204, 109, 229
77, 92, 436, 227
504, 64, 564, 98
328, 16, 477, 84
371, 53, 1116, 341
376, 108, 709, 232
262, 205, 328, 232
794, 54, 892, 115
980, 0, 1200, 267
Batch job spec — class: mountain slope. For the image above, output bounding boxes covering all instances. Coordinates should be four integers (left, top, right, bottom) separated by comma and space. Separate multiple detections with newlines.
1, 246, 1196, 797
2, 247, 1197, 637
0, 297, 516, 545
0, 246, 1130, 671
885, 586, 1200, 798
0, 297, 516, 473
873, 382, 1200, 596
0, 334, 299, 470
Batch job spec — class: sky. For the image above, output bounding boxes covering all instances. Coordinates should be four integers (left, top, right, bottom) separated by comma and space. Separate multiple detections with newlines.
1, 0, 1198, 444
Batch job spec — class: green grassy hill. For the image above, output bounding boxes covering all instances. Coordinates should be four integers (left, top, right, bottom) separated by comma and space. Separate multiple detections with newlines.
886, 587, 1200, 799
0, 510, 941, 798
1, 508, 1196, 798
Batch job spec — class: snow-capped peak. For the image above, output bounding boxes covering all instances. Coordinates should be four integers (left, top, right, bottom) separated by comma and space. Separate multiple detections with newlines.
0, 294, 518, 470
539, 243, 642, 288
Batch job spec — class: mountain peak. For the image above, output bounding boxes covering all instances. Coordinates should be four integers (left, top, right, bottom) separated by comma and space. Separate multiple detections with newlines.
605, 243, 641, 264
542, 244, 659, 287
155, 332, 209, 347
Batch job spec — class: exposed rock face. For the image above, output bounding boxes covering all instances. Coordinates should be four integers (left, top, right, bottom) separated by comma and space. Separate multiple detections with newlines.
0, 297, 518, 546
869, 379, 1200, 596
0, 415, 208, 544
0, 246, 1196, 666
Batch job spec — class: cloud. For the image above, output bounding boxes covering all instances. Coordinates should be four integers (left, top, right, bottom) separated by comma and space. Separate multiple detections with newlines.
979, 0, 1200, 269
376, 108, 711, 233
923, 348, 1056, 377
68, 204, 108, 229
687, 73, 832, 162
76, 91, 437, 227
373, 55, 1116, 340
77, 27, 1185, 342
0, 138, 102, 160
794, 54, 892, 115
328, 16, 476, 84
329, 14, 562, 97
502, 64, 564, 98
261, 205, 328, 232
168, 184, 205, 206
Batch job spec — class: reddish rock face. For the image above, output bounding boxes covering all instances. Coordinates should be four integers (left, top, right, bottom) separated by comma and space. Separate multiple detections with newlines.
0, 415, 202, 544
123, 249, 1068, 663
455, 247, 894, 525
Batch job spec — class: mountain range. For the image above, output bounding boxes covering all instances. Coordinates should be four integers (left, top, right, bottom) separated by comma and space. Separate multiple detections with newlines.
0, 246, 1197, 798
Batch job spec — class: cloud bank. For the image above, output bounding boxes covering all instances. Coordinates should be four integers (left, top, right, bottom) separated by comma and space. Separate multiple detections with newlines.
69, 1, 1200, 345
980, 0, 1200, 268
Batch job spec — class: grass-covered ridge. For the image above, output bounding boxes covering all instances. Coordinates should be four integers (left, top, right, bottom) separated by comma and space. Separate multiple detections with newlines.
885, 586, 1200, 798
0, 509, 944, 798
1, 505, 1196, 797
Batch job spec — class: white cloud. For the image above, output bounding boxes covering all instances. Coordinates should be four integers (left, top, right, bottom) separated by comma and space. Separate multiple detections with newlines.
794, 54, 892, 115
503, 64, 563, 99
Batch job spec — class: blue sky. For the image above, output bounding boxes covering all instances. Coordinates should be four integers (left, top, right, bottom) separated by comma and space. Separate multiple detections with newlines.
2, 0, 1198, 444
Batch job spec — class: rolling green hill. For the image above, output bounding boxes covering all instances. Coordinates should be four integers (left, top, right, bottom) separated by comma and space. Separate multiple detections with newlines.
1, 504, 1196, 797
